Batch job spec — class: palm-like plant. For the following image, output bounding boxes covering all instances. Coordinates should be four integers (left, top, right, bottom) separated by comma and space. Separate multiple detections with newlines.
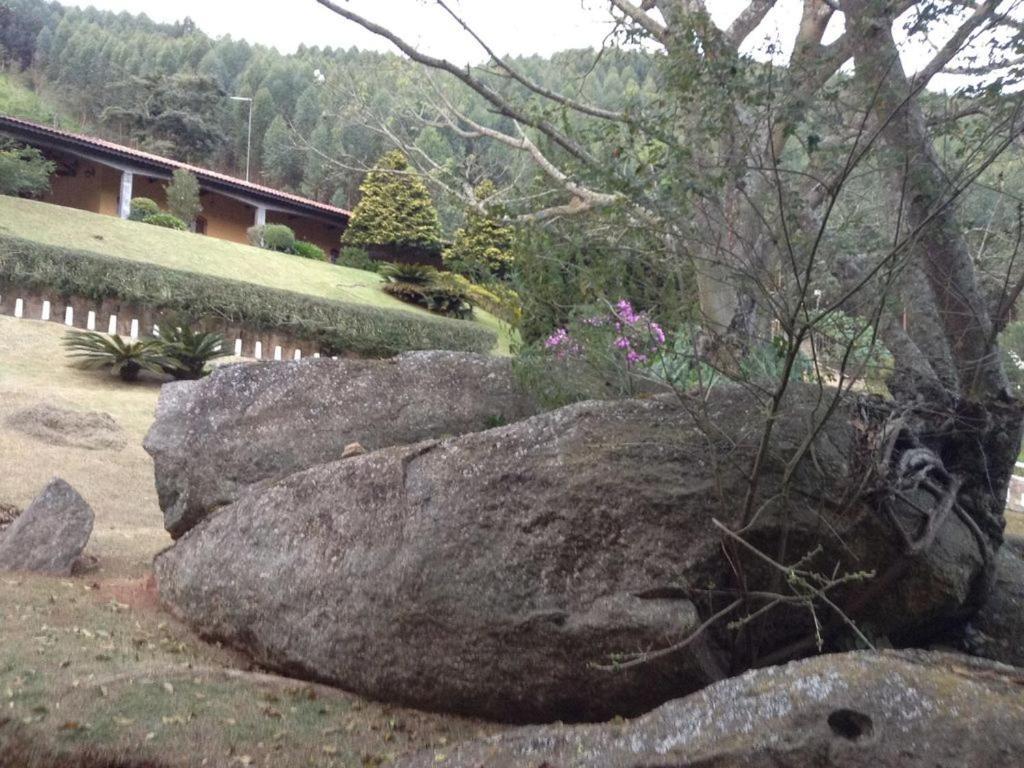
157, 323, 230, 380
63, 331, 171, 382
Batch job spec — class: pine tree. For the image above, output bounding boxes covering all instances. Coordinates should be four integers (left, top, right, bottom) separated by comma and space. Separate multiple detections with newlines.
443, 180, 515, 281
341, 150, 443, 256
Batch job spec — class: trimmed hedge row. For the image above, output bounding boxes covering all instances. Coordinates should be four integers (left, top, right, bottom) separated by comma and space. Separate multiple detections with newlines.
0, 234, 497, 357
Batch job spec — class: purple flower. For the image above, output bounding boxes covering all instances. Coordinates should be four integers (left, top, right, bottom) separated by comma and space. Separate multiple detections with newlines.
545, 328, 570, 348
615, 299, 640, 325
649, 322, 666, 346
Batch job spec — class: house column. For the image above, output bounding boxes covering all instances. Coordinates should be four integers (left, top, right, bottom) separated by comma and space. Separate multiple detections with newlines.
118, 171, 134, 219
254, 205, 267, 227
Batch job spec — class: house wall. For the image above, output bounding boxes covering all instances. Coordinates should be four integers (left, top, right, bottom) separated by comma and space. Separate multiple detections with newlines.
46, 156, 108, 213
35, 146, 345, 252
132, 175, 170, 209
200, 191, 257, 245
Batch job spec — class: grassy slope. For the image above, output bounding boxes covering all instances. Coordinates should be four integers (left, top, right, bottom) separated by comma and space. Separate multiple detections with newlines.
0, 315, 495, 766
0, 197, 511, 352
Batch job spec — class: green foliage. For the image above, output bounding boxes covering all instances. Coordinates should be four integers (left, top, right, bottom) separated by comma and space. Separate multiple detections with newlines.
437, 271, 521, 326
165, 168, 201, 226
1, 234, 496, 356
156, 321, 230, 379
246, 224, 266, 248
0, 141, 54, 197
128, 197, 160, 222
262, 224, 296, 253
380, 263, 472, 319
379, 262, 435, 285
443, 182, 515, 281
142, 212, 188, 230
336, 246, 380, 273
808, 310, 893, 386
291, 240, 326, 261
341, 151, 443, 254
62, 330, 170, 382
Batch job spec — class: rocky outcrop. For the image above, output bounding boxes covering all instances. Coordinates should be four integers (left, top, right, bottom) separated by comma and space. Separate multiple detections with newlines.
967, 535, 1024, 667
0, 478, 93, 575
143, 352, 538, 537
391, 651, 1024, 768
155, 389, 993, 722
6, 403, 126, 451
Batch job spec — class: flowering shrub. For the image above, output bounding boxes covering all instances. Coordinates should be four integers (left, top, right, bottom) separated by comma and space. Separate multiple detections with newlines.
544, 300, 666, 367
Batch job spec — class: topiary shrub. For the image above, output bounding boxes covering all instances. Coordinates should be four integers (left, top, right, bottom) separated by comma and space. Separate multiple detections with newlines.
336, 246, 380, 273
443, 180, 515, 281
341, 151, 443, 258
129, 197, 161, 222
246, 224, 267, 247
166, 168, 202, 228
143, 212, 188, 230
262, 224, 297, 253
292, 240, 327, 261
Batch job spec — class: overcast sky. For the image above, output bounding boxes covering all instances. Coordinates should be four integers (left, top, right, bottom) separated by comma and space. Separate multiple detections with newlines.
62, 1, 817, 60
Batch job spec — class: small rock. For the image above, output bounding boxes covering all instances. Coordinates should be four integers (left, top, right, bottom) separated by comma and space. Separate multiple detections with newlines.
341, 442, 366, 459
6, 403, 127, 451
0, 478, 94, 576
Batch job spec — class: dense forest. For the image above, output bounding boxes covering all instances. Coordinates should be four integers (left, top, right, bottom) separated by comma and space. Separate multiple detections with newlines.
0, 0, 654, 223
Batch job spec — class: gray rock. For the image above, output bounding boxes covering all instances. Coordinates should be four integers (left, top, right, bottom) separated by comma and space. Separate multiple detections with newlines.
155, 389, 992, 722
967, 535, 1024, 667
6, 403, 127, 451
390, 651, 1024, 768
144, 351, 538, 538
0, 479, 94, 576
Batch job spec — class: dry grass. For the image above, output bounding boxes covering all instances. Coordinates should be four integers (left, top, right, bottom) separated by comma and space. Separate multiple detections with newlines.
0, 316, 498, 766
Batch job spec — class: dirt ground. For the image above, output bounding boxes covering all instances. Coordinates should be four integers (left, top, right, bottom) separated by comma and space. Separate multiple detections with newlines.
0, 315, 499, 767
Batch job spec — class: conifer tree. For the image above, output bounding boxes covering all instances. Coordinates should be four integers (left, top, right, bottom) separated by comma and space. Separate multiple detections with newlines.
443, 180, 514, 281
166, 168, 201, 228
341, 150, 443, 256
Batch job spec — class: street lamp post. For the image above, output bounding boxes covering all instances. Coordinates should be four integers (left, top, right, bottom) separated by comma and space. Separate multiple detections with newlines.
230, 95, 254, 182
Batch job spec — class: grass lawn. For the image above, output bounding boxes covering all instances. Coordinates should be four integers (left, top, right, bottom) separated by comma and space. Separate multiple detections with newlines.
0, 315, 495, 766
0, 196, 512, 353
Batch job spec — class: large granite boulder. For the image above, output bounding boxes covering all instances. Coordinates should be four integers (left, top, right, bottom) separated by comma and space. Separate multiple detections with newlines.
967, 535, 1024, 667
392, 651, 1024, 768
143, 351, 538, 537
0, 478, 93, 575
155, 389, 994, 722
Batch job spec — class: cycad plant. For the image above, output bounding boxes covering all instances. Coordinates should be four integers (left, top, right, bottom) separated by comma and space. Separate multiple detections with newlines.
62, 331, 171, 382
157, 323, 230, 380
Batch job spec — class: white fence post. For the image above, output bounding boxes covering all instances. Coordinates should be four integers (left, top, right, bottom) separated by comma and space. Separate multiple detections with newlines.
13, 298, 23, 318
254, 341, 262, 359
129, 318, 139, 339
274, 345, 282, 361
41, 300, 51, 321
293, 349, 302, 361
64, 306, 74, 326
86, 310, 96, 331
108, 315, 117, 335
234, 338, 243, 357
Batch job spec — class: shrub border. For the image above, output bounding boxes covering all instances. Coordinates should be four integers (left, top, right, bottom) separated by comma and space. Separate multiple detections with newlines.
0, 234, 496, 357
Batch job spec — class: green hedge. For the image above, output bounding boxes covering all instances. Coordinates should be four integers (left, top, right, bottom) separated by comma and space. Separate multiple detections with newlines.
0, 234, 497, 357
